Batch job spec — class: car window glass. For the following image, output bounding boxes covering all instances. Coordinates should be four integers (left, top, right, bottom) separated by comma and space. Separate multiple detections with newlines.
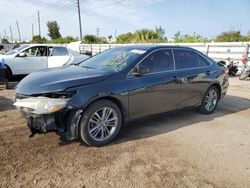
140, 49, 174, 73
197, 54, 210, 67
80, 48, 143, 72
174, 49, 199, 69
51, 47, 68, 56
23, 46, 47, 57
48, 47, 53, 56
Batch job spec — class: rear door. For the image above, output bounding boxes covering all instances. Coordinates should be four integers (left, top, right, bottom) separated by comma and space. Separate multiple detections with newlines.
173, 49, 210, 109
48, 46, 70, 68
14, 46, 48, 75
128, 49, 179, 118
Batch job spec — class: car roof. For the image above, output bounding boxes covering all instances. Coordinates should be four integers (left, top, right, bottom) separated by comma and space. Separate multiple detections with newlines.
117, 45, 194, 52
21, 44, 66, 48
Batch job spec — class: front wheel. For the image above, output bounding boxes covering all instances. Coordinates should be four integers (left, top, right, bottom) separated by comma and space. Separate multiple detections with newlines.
79, 100, 122, 147
199, 86, 219, 114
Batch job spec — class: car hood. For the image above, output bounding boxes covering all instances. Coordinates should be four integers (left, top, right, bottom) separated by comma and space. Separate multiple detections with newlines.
15, 65, 112, 95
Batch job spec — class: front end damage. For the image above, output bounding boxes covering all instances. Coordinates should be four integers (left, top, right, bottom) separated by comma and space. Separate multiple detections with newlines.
14, 92, 81, 140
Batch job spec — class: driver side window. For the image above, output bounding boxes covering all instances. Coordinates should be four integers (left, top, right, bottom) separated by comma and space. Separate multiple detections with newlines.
140, 49, 174, 73
23, 46, 47, 57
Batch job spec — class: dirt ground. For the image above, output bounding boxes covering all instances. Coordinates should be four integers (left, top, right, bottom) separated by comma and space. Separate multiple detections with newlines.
0, 77, 250, 188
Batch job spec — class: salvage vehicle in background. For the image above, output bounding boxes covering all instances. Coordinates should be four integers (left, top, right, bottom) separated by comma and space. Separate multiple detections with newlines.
0, 44, 89, 79
14, 45, 229, 147
0, 59, 8, 88
239, 55, 250, 80
226, 61, 239, 76
0, 45, 5, 55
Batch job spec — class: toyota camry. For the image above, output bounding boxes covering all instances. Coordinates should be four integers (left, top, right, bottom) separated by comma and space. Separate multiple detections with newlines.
14, 45, 229, 146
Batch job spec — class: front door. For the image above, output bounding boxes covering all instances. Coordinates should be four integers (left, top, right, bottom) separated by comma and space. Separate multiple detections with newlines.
14, 46, 48, 75
128, 49, 179, 119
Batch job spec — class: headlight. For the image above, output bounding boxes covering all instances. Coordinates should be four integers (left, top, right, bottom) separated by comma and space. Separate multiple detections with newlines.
13, 97, 69, 114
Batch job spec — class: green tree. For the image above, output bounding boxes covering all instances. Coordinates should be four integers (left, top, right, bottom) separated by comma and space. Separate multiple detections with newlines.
32, 35, 47, 43
215, 31, 247, 42
47, 36, 77, 44
172, 31, 209, 43
1, 38, 9, 44
47, 21, 61, 39
83, 35, 107, 44
155, 26, 167, 41
108, 35, 112, 41
116, 27, 169, 43
133, 29, 160, 43
173, 31, 182, 42
117, 32, 134, 43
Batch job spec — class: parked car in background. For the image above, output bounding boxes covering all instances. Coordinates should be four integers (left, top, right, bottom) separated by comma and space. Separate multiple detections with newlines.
0, 45, 5, 54
239, 55, 250, 80
14, 45, 229, 147
0, 44, 89, 79
0, 45, 4, 51
0, 58, 7, 88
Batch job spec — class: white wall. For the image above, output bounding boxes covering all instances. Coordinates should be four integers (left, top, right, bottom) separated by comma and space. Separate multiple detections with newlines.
80, 42, 250, 63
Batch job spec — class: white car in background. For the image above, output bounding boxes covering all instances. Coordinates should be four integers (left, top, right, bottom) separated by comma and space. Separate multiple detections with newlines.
0, 44, 89, 78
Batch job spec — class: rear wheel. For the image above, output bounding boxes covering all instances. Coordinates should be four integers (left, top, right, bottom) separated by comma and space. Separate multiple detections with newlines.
79, 100, 122, 147
4, 68, 12, 89
199, 86, 219, 114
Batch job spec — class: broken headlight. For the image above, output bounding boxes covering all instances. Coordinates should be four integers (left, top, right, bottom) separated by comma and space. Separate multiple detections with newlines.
14, 97, 69, 114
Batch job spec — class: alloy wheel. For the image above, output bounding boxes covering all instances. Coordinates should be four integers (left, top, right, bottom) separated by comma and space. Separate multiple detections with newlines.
88, 107, 118, 141
204, 89, 218, 112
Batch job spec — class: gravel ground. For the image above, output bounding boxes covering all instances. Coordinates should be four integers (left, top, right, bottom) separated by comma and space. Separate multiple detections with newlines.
0, 77, 250, 188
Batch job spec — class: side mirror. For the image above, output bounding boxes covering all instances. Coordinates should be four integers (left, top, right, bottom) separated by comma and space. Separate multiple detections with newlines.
132, 65, 150, 76
17, 52, 27, 57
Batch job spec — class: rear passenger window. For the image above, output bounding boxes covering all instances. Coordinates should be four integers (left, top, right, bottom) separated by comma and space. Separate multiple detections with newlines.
141, 49, 174, 73
51, 47, 69, 56
197, 54, 210, 67
173, 50, 199, 69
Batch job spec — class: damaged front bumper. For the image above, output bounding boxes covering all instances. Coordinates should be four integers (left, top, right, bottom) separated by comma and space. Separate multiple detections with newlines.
26, 113, 58, 136
14, 94, 80, 139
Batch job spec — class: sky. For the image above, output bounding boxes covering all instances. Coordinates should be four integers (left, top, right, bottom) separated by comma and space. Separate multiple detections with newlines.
0, 0, 249, 41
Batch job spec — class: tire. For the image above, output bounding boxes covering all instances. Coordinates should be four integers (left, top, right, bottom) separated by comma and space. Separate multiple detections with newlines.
4, 78, 9, 90
5, 67, 12, 80
79, 99, 122, 147
199, 86, 219, 114
239, 71, 249, 80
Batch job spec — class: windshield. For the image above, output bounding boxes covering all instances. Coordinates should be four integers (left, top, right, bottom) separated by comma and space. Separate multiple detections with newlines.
79, 47, 145, 72
5, 45, 29, 55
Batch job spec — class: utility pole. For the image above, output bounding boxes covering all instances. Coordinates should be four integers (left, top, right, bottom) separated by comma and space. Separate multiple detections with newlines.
4, 29, 8, 40
32, 24, 34, 38
77, 0, 83, 41
115, 29, 117, 41
96, 28, 100, 37
16, 21, 21, 42
38, 11, 41, 36
9, 26, 13, 43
